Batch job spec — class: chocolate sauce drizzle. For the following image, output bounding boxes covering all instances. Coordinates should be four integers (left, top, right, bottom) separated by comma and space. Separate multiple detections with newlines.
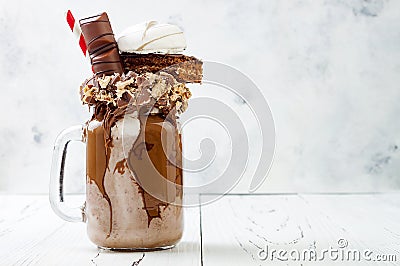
128, 113, 182, 226
88, 105, 182, 228
86, 120, 113, 237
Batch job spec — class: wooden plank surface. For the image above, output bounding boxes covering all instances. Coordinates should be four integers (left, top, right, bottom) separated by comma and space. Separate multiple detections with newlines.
200, 193, 400, 266
1, 194, 400, 265
0, 195, 200, 266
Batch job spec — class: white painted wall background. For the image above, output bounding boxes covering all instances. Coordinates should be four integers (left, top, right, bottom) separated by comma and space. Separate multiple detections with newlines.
0, 0, 399, 193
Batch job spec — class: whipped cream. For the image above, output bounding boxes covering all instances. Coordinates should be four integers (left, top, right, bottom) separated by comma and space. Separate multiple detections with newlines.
117, 21, 186, 54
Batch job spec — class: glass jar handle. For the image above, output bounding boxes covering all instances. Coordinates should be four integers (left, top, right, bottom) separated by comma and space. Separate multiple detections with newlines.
49, 125, 85, 222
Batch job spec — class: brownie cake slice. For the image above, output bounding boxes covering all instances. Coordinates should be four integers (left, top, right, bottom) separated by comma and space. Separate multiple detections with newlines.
121, 53, 203, 83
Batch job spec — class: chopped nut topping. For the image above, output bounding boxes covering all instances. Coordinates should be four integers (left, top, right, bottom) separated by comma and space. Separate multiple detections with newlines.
80, 71, 192, 114
98, 76, 112, 89
151, 79, 169, 99
115, 78, 135, 91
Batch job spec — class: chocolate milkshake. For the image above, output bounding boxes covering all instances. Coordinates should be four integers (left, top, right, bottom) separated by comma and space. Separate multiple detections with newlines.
78, 15, 202, 249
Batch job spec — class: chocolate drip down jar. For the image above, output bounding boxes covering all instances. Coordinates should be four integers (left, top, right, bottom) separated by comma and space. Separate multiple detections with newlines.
50, 13, 202, 250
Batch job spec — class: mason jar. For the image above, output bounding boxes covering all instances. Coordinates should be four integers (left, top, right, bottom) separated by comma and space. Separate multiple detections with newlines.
50, 110, 183, 250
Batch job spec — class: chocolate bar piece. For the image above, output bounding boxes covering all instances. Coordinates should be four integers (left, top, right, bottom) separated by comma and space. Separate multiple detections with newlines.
80, 12, 123, 76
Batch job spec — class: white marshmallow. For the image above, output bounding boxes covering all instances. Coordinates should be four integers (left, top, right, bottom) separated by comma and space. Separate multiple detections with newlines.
117, 21, 186, 54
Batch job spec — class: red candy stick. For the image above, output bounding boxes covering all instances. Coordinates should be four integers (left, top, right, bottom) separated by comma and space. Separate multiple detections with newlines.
66, 10, 87, 56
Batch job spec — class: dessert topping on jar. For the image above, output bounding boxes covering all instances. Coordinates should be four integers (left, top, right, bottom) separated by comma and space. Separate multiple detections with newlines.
80, 71, 192, 115
117, 21, 186, 54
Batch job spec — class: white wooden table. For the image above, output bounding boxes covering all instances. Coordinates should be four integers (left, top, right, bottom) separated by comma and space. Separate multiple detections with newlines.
1, 193, 400, 266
